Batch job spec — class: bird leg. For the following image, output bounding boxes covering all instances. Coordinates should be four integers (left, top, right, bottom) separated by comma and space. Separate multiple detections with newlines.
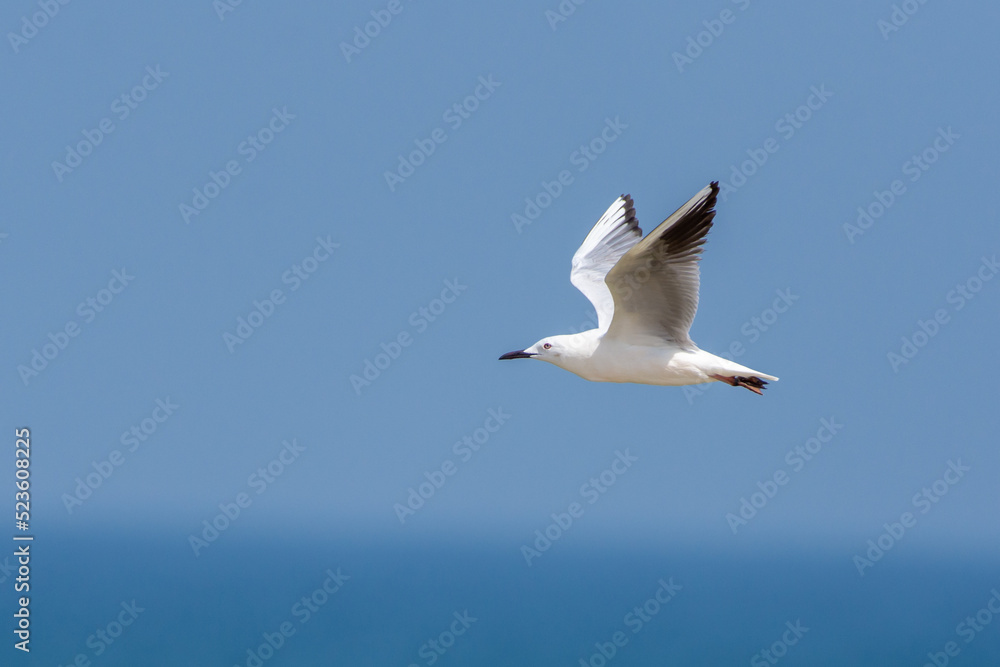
710, 374, 768, 395
710, 374, 738, 386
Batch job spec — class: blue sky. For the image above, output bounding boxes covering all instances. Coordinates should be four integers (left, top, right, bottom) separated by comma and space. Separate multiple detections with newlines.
2, 0, 999, 663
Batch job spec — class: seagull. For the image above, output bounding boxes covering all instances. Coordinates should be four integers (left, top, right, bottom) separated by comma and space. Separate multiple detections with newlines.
499, 182, 778, 394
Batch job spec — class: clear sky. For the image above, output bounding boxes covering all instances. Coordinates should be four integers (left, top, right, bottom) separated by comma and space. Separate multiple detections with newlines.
2, 0, 999, 663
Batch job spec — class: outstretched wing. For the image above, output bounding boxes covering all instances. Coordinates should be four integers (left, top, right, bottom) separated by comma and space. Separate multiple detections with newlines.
604, 182, 719, 348
569, 195, 641, 332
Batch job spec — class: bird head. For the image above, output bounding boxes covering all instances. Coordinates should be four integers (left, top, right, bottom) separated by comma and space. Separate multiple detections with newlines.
498, 334, 577, 367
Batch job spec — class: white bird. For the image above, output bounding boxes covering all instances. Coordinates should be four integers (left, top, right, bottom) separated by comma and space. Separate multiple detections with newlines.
499, 182, 778, 395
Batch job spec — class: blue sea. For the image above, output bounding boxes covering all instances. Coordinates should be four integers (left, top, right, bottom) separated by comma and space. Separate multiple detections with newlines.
19, 529, 1000, 665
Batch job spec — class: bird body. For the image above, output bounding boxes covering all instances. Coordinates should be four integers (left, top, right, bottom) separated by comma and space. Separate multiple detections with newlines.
557, 335, 775, 387
500, 182, 779, 395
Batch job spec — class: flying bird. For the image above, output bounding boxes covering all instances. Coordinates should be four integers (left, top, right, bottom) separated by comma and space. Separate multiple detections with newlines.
499, 182, 778, 394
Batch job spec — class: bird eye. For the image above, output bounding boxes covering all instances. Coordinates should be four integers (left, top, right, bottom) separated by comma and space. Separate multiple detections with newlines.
543, 343, 552, 349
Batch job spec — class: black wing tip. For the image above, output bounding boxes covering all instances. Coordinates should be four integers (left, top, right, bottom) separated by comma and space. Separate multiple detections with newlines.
618, 194, 640, 236
621, 193, 635, 212
621, 193, 635, 214
689, 181, 719, 223
622, 195, 642, 238
704, 181, 720, 211
651, 182, 718, 252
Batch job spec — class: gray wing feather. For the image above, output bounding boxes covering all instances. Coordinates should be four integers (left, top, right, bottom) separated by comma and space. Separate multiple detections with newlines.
604, 182, 719, 348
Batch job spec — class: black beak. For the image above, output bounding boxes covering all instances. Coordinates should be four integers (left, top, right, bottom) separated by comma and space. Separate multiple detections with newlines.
499, 349, 536, 360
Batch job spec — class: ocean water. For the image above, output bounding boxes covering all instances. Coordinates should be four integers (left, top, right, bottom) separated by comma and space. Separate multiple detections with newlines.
19, 529, 1000, 666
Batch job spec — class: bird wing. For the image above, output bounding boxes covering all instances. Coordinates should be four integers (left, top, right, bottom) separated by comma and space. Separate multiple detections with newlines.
570, 195, 642, 332
604, 182, 719, 348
